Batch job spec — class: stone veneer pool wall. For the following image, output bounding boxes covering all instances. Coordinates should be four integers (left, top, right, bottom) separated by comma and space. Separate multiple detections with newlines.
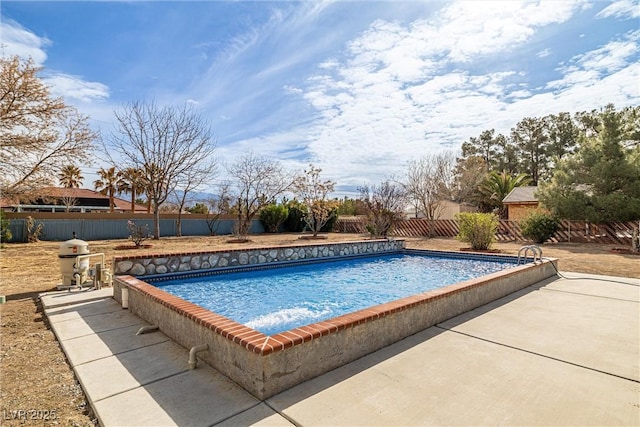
112, 241, 558, 400
113, 239, 405, 277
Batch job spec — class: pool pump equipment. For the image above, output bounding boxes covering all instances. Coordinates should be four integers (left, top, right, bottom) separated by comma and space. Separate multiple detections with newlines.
58, 235, 112, 290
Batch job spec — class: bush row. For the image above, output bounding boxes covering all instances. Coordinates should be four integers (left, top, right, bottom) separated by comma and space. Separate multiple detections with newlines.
259, 201, 338, 233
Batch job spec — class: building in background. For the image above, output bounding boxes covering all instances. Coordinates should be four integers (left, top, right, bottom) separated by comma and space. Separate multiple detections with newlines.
0, 187, 147, 213
502, 186, 539, 220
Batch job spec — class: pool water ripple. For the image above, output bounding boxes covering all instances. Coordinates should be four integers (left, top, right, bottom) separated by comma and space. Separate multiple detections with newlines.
153, 254, 513, 335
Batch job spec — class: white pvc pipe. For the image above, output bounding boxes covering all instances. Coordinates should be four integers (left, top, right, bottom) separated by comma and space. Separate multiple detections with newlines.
136, 325, 159, 335
188, 344, 208, 370
121, 288, 129, 309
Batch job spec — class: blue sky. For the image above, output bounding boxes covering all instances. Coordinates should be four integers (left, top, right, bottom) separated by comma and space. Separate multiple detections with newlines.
1, 0, 639, 197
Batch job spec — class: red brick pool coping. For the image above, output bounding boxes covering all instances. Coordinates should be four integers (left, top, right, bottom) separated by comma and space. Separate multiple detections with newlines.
117, 261, 541, 357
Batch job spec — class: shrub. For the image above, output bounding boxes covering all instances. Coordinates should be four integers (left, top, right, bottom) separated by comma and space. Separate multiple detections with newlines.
359, 182, 407, 238
283, 200, 307, 232
127, 220, 150, 248
26, 216, 44, 243
0, 211, 11, 244
520, 210, 560, 244
187, 203, 209, 214
259, 204, 289, 233
455, 212, 498, 251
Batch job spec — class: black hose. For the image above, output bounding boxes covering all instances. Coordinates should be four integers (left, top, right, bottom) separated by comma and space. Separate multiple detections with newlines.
542, 257, 639, 287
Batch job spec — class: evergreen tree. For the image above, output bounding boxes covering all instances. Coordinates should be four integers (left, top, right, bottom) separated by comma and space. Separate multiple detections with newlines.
539, 105, 640, 222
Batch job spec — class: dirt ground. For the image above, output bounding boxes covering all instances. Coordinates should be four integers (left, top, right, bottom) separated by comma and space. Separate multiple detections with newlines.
1, 233, 638, 426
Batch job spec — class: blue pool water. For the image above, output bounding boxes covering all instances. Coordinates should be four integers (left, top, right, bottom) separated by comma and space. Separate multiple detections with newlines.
152, 253, 514, 336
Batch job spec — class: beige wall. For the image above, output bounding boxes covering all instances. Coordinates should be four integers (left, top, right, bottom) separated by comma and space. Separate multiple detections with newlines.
507, 203, 539, 221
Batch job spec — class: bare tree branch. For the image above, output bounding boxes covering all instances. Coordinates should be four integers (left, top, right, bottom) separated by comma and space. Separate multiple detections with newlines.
109, 100, 217, 239
227, 152, 293, 240
0, 56, 96, 198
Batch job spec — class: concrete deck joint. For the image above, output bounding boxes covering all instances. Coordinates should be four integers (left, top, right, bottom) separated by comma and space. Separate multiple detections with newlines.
69, 339, 174, 367
540, 287, 640, 303
92, 368, 192, 403
435, 325, 640, 384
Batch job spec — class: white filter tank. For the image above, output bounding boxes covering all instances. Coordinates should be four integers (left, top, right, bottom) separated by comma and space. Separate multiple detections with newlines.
58, 238, 91, 287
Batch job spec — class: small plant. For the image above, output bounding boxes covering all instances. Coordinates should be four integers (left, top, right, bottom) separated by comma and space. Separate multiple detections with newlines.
127, 220, 150, 248
205, 212, 222, 236
259, 204, 289, 233
455, 212, 498, 251
359, 182, 407, 238
520, 210, 560, 244
0, 211, 11, 245
26, 216, 44, 243
301, 201, 339, 237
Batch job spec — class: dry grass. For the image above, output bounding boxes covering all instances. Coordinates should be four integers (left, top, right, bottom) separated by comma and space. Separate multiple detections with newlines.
1, 233, 638, 426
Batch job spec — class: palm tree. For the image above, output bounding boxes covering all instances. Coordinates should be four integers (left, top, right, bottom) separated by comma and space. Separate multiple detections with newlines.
94, 166, 121, 212
118, 167, 146, 213
478, 170, 531, 218
58, 165, 84, 188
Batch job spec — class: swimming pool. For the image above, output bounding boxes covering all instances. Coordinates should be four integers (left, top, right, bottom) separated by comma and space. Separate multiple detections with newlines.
149, 254, 515, 335
113, 240, 558, 399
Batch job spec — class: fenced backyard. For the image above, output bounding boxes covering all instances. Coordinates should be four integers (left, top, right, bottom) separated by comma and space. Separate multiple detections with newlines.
3, 212, 638, 247
3, 212, 261, 242
335, 217, 639, 246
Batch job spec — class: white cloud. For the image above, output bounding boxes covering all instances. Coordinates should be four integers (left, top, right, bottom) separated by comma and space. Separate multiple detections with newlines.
428, 0, 591, 62
0, 20, 49, 65
283, 85, 303, 95
547, 30, 639, 90
241, 0, 634, 192
537, 48, 552, 58
596, 0, 640, 19
45, 73, 110, 103
1, 20, 111, 107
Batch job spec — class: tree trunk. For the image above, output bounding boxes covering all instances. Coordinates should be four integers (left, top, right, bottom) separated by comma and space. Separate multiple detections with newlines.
130, 190, 136, 213
153, 208, 161, 240
109, 190, 115, 213
176, 216, 182, 237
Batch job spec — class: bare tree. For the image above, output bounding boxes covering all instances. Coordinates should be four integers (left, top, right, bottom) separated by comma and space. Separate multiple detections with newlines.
205, 183, 232, 236
453, 156, 487, 206
359, 181, 407, 238
292, 165, 338, 237
404, 152, 456, 225
60, 195, 78, 212
172, 162, 217, 237
227, 153, 292, 241
109, 100, 217, 239
0, 56, 96, 198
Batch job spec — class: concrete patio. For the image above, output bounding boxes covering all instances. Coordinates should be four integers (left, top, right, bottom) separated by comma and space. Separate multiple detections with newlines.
41, 271, 640, 426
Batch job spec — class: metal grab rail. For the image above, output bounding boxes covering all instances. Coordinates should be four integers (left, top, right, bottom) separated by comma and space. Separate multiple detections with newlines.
517, 245, 542, 265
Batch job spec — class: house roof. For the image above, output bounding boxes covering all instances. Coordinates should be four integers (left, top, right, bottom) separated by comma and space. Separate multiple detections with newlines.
40, 187, 110, 199
503, 186, 539, 204
112, 195, 147, 212
1, 187, 147, 212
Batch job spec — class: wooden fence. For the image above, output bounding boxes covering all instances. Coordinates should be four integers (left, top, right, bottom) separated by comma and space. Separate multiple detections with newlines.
335, 217, 639, 246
